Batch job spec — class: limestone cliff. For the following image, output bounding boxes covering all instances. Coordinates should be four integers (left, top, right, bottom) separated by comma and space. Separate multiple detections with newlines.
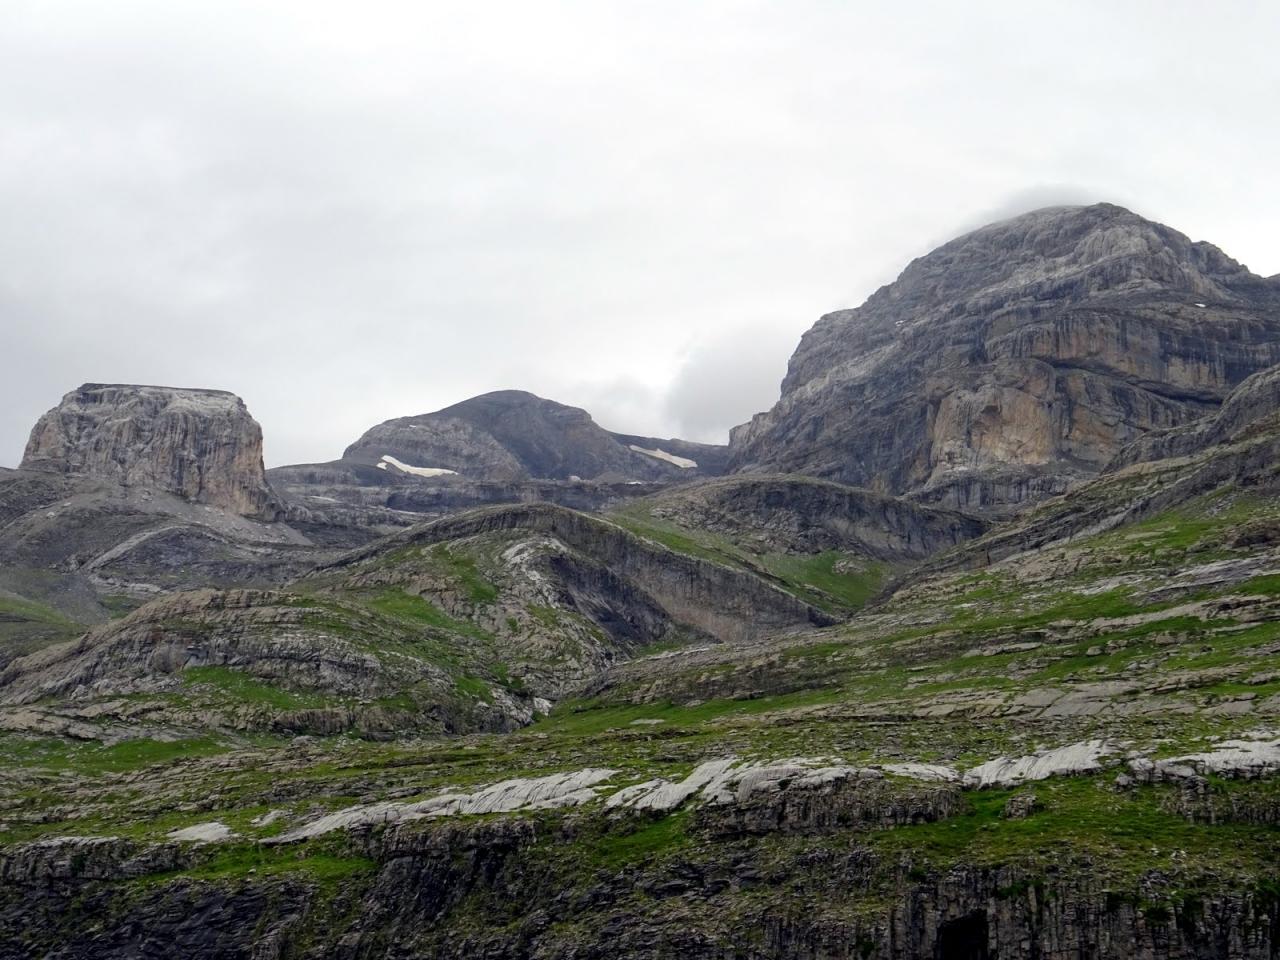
729, 203, 1280, 513
21, 384, 280, 519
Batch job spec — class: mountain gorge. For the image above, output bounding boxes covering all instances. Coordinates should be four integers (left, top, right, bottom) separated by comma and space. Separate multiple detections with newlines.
4, 204, 1280, 958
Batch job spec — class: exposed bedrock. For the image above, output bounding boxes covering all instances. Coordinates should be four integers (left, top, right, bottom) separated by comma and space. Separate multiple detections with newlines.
325, 502, 836, 644
1111, 360, 1280, 468
730, 204, 1280, 513
638, 475, 988, 561
21, 384, 281, 520
341, 389, 729, 482
2, 814, 1276, 959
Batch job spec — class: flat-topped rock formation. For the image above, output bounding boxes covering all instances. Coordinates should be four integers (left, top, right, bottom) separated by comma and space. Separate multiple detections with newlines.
21, 384, 280, 519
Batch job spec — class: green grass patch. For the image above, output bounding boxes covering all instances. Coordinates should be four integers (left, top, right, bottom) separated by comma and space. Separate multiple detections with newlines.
454, 676, 495, 703
0, 734, 231, 774
761, 551, 890, 611
426, 545, 499, 604
184, 666, 330, 710
143, 842, 376, 886
538, 688, 839, 737
584, 810, 693, 868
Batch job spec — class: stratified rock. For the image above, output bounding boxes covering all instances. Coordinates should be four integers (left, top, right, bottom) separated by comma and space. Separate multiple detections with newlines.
730, 204, 1280, 513
268, 457, 667, 536
21, 384, 280, 519
1111, 360, 1280, 467
342, 389, 728, 482
636, 475, 987, 561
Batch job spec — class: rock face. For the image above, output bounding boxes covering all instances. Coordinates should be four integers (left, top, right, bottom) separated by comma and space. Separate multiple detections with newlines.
325, 502, 836, 649
21, 384, 280, 519
1111, 360, 1280, 468
3, 815, 1276, 959
343, 390, 729, 482
638, 475, 988, 561
268, 458, 666, 537
729, 204, 1280, 514
0, 587, 539, 738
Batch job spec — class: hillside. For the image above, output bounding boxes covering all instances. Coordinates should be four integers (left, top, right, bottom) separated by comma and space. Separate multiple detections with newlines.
4, 207, 1280, 957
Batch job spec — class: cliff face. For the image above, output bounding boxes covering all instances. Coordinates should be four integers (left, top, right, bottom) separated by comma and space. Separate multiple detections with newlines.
1110, 360, 1280, 468
729, 204, 1280, 513
342, 389, 729, 482
3, 814, 1276, 960
21, 384, 280, 519
636, 475, 988, 562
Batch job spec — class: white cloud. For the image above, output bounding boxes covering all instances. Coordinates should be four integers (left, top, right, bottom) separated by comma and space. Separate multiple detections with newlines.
2, 1, 1277, 465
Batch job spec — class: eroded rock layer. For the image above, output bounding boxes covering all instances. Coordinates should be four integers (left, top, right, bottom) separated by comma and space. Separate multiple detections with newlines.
21, 384, 280, 519
730, 204, 1280, 513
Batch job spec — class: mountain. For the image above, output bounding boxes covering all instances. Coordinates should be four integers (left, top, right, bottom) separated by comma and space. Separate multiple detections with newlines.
268, 390, 733, 534
342, 389, 730, 481
729, 204, 1280, 514
22, 384, 281, 519
9, 209, 1280, 958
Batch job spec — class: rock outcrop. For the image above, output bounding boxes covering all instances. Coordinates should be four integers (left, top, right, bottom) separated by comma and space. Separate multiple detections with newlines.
729, 204, 1280, 513
22, 384, 280, 519
3, 810, 1277, 959
0, 499, 836, 739
0, 587, 539, 738
322, 502, 836, 648
342, 389, 729, 482
268, 458, 665, 537
636, 475, 987, 561
1111, 360, 1280, 468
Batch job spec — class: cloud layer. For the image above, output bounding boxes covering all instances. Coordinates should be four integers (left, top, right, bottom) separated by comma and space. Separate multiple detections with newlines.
3, 1, 1278, 465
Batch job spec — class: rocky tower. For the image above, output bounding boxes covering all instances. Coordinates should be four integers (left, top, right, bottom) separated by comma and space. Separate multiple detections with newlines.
21, 384, 280, 519
729, 203, 1280, 513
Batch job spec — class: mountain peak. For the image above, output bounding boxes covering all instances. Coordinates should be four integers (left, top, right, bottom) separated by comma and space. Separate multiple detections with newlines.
731, 208, 1280, 513
342, 390, 727, 481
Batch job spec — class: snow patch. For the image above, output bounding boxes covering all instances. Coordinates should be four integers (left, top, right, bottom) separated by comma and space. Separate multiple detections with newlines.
628, 445, 697, 469
377, 454, 458, 478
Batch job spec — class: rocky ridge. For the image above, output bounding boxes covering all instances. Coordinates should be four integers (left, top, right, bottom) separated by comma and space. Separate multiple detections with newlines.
343, 389, 729, 482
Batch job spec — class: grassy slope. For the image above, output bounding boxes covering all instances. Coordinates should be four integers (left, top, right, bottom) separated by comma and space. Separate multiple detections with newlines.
608, 504, 893, 614
2, 485, 1280, 914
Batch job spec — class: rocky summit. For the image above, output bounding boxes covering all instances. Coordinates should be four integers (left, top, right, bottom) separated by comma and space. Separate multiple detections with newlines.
22, 384, 280, 519
6, 205, 1280, 959
343, 389, 730, 482
730, 204, 1280, 514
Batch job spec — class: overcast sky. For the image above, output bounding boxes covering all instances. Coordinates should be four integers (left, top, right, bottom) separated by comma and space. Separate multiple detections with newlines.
3, 1, 1278, 466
